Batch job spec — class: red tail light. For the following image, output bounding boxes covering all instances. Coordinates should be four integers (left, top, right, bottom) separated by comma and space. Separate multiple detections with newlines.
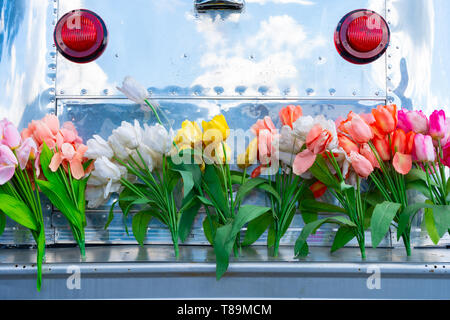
54, 9, 108, 63
334, 9, 389, 64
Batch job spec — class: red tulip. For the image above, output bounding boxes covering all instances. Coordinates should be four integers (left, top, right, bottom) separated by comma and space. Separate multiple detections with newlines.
310, 180, 327, 198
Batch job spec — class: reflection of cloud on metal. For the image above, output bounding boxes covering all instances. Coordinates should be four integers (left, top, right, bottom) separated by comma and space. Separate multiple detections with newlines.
246, 0, 315, 5
190, 13, 325, 97
0, 0, 48, 125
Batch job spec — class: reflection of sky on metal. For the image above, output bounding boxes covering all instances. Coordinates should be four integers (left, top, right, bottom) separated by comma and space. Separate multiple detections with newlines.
0, 0, 50, 126
55, 0, 386, 100
389, 0, 449, 115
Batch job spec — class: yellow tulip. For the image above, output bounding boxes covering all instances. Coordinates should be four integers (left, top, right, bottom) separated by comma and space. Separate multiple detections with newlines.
202, 114, 229, 146
237, 138, 258, 169
174, 120, 203, 149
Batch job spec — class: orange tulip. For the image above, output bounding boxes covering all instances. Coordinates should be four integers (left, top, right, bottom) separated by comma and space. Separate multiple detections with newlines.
372, 136, 391, 161
279, 105, 303, 129
372, 104, 397, 135
391, 129, 406, 154
338, 133, 359, 155
405, 131, 415, 154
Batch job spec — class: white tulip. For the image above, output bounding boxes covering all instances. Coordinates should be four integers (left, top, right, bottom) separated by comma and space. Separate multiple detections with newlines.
108, 134, 130, 161
110, 120, 143, 154
142, 123, 175, 155
117, 76, 149, 105
86, 156, 127, 208
277, 125, 303, 154
85, 135, 114, 160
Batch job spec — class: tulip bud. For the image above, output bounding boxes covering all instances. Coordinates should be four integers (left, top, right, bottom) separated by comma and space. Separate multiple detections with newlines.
429, 110, 447, 140
413, 134, 436, 162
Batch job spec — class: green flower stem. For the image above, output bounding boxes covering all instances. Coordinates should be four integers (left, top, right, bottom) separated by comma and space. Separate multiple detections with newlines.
144, 99, 163, 126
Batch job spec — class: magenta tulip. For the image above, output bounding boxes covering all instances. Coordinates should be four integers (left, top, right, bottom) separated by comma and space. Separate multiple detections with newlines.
429, 110, 447, 140
413, 134, 436, 162
442, 141, 450, 167
397, 109, 429, 134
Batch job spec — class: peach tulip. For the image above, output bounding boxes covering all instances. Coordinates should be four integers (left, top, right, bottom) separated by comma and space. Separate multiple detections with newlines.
350, 151, 374, 178
360, 143, 379, 169
279, 105, 303, 129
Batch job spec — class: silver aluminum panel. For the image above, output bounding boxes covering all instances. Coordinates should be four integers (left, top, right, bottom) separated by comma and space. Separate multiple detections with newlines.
55, 98, 389, 247
56, 0, 387, 98
0, 246, 449, 299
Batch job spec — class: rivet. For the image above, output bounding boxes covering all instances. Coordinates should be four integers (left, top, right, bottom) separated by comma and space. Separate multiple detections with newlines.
60, 90, 64, 94
388, 64, 392, 69
103, 89, 109, 95
306, 88, 314, 96
352, 90, 357, 96
81, 89, 87, 95
329, 88, 336, 96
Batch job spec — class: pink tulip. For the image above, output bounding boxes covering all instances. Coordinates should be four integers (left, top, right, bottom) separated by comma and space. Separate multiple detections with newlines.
306, 124, 333, 154
397, 109, 429, 134
429, 110, 447, 140
0, 145, 18, 185
350, 151, 374, 178
0, 119, 21, 149
16, 138, 37, 170
49, 143, 88, 180
360, 143, 379, 168
251, 116, 277, 136
442, 141, 450, 167
413, 134, 436, 162
346, 114, 374, 144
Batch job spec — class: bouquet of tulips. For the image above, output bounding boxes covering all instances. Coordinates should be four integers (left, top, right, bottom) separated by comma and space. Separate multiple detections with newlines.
22, 115, 92, 257
172, 114, 272, 279
238, 105, 311, 257
0, 119, 45, 290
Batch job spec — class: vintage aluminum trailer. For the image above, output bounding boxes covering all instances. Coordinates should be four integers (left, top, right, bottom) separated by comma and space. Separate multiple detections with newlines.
0, 0, 449, 299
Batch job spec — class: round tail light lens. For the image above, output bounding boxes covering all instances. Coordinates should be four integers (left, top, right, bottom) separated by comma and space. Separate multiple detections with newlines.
334, 9, 390, 64
54, 9, 108, 63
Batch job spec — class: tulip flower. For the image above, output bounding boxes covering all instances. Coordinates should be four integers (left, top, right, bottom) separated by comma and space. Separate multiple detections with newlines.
372, 104, 397, 135
251, 116, 277, 136
174, 120, 203, 149
0, 119, 21, 149
343, 114, 374, 144
360, 143, 379, 169
49, 142, 88, 179
279, 105, 303, 129
111, 120, 142, 150
16, 138, 37, 170
391, 129, 407, 154
306, 124, 333, 154
0, 144, 18, 185
350, 151, 374, 178
237, 138, 258, 169
117, 76, 149, 105
202, 114, 230, 145
413, 134, 436, 162
85, 135, 114, 160
429, 110, 447, 140
372, 135, 391, 161
397, 109, 429, 134
338, 134, 359, 155
442, 141, 450, 167
142, 123, 174, 155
